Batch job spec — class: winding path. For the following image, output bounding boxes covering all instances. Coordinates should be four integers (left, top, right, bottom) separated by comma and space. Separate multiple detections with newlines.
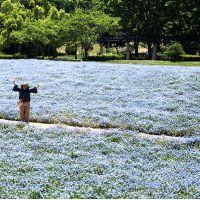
0, 118, 199, 145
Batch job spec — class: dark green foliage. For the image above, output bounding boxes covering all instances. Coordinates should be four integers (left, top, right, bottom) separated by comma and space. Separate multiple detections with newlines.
83, 54, 123, 61
0, 0, 119, 58
112, 0, 199, 57
164, 42, 185, 61
0, 0, 199, 58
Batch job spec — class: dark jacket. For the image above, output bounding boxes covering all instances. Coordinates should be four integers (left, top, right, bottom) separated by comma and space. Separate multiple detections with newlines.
13, 85, 37, 102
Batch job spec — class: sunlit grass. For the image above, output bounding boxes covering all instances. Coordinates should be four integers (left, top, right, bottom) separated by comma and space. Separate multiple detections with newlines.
108, 59, 200, 66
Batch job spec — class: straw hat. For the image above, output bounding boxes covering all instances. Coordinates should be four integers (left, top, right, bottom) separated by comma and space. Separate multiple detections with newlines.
21, 82, 29, 87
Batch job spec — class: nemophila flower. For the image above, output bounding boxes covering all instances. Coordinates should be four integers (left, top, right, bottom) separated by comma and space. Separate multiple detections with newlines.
0, 59, 199, 136
0, 60, 200, 197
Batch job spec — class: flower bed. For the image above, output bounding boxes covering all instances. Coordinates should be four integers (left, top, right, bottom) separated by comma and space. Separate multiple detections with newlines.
0, 59, 199, 136
0, 124, 199, 198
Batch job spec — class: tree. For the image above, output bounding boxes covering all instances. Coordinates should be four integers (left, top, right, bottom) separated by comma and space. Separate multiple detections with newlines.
164, 0, 200, 54
64, 9, 119, 59
0, 0, 27, 53
48, 0, 109, 12
0, 0, 67, 57
115, 0, 169, 60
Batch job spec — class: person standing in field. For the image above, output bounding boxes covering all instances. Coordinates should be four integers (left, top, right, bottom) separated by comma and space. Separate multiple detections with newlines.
13, 80, 39, 123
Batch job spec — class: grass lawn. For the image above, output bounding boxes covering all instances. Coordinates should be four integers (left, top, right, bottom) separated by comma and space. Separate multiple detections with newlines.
107, 59, 200, 67
53, 56, 200, 67
1, 53, 200, 66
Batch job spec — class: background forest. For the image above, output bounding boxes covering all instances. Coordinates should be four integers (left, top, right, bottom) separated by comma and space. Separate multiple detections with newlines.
0, 0, 199, 60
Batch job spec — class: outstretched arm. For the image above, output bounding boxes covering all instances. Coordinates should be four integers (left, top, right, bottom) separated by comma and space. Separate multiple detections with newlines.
29, 86, 38, 93
13, 81, 21, 92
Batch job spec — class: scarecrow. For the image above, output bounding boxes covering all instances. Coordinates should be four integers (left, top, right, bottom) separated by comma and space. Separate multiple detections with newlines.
13, 81, 39, 123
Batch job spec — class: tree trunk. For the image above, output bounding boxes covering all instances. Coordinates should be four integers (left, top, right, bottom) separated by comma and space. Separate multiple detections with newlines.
147, 42, 152, 59
75, 48, 77, 59
84, 49, 88, 59
81, 46, 84, 59
116, 47, 119, 54
126, 42, 131, 60
152, 43, 157, 60
18, 44, 22, 54
100, 43, 104, 55
134, 42, 139, 57
41, 44, 45, 59
52, 46, 57, 59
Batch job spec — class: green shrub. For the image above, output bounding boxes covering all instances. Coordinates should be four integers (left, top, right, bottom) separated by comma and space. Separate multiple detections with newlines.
83, 53, 123, 61
164, 42, 184, 61
65, 44, 77, 55
181, 54, 200, 61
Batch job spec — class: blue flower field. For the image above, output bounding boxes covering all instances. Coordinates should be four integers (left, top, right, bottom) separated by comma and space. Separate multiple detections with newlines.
0, 59, 199, 136
0, 59, 199, 198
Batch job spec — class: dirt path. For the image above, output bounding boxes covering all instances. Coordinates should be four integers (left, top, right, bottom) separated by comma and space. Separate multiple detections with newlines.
0, 119, 199, 144
0, 118, 110, 133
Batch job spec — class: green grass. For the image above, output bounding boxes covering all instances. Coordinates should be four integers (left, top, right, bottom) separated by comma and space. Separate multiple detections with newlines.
1, 53, 199, 66
48, 56, 200, 66
0, 53, 81, 61
107, 59, 200, 66
48, 55, 81, 61
0, 53, 26, 59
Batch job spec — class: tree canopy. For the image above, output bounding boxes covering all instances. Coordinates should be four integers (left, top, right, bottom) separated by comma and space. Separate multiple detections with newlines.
0, 0, 119, 57
0, 0, 199, 58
